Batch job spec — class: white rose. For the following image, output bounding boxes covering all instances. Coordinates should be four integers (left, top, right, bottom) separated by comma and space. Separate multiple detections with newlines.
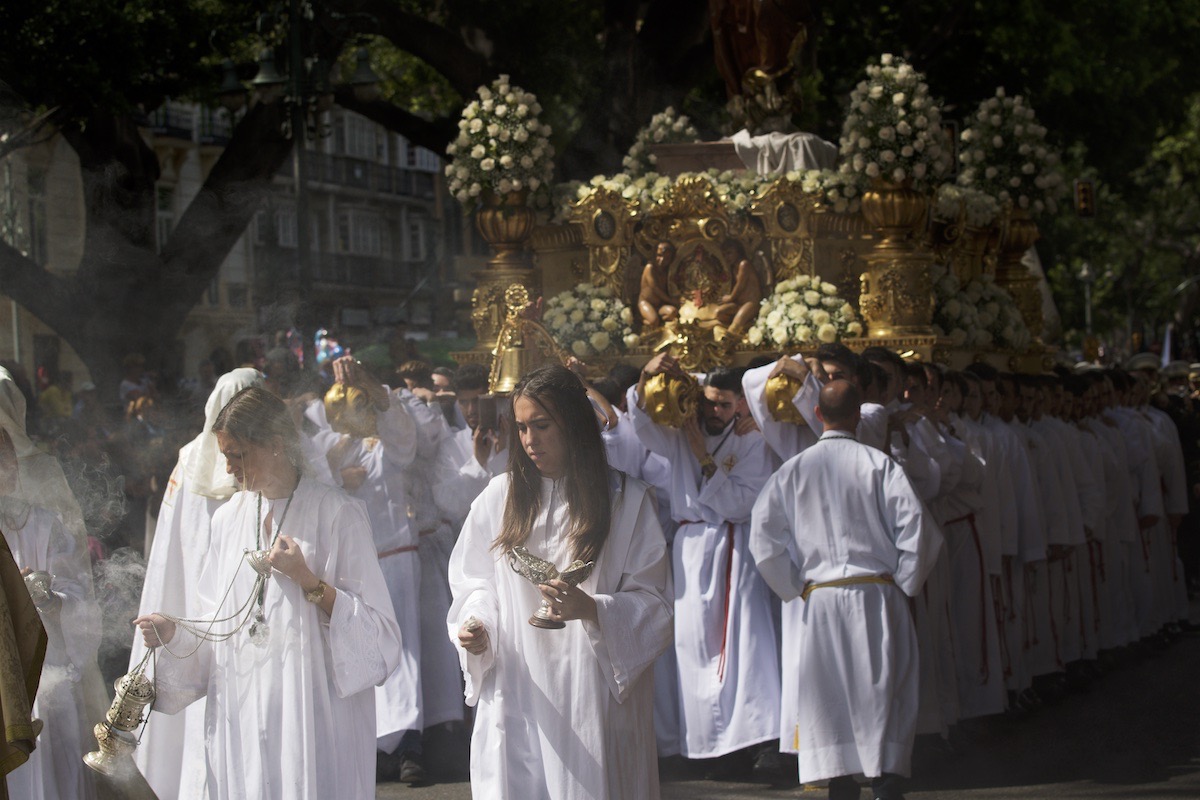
866, 163, 881, 178
869, 85, 884, 99
880, 127, 895, 141
847, 321, 864, 336
622, 333, 640, 349
841, 302, 855, 317
480, 158, 495, 172
818, 323, 838, 343
601, 317, 618, 332
747, 327, 764, 346
591, 298, 606, 312
771, 326, 789, 345
804, 290, 821, 306
893, 92, 906, 106
858, 136, 871, 149
620, 307, 633, 325
822, 282, 837, 295
795, 325, 813, 342
589, 331, 611, 352
469, 182, 481, 197
469, 118, 484, 133
892, 167, 907, 182
881, 54, 894, 66
495, 104, 508, 118
571, 340, 589, 357
570, 309, 585, 324
880, 150, 895, 163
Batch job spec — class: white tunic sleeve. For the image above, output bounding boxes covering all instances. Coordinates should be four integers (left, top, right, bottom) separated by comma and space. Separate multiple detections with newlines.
880, 460, 943, 596
446, 478, 505, 705
582, 484, 673, 702
741, 361, 818, 462
320, 498, 403, 698
749, 471, 805, 602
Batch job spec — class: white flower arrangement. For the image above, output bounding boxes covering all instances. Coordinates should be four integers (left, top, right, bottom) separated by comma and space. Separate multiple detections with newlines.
934, 184, 1002, 228
931, 263, 1032, 351
789, 168, 863, 214
837, 53, 952, 191
444, 75, 556, 209
747, 274, 863, 348
957, 88, 1066, 215
623, 107, 699, 177
541, 283, 638, 357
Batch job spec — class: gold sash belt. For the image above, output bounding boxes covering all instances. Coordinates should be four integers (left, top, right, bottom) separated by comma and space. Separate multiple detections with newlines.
801, 574, 894, 602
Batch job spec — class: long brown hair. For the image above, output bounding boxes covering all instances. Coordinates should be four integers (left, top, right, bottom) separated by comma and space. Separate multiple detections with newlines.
492, 365, 611, 564
211, 387, 306, 473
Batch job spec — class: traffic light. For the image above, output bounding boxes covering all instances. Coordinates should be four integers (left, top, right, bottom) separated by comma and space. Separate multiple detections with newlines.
1074, 179, 1096, 218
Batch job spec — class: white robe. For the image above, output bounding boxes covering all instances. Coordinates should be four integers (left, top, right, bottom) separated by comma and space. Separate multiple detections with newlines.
626, 385, 781, 758
396, 388, 463, 729
448, 470, 673, 799
4, 503, 98, 800
327, 398, 423, 750
433, 427, 508, 532
150, 478, 402, 800
749, 430, 942, 783
130, 453, 224, 800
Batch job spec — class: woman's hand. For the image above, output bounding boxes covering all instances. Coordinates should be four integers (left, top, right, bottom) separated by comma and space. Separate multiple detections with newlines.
458, 617, 489, 655
269, 535, 314, 586
133, 613, 176, 648
539, 579, 598, 625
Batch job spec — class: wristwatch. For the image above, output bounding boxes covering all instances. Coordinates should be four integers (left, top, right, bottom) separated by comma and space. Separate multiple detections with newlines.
305, 580, 328, 604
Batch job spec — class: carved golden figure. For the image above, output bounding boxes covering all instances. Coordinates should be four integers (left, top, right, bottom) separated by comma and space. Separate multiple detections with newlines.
638, 241, 679, 329
716, 239, 763, 338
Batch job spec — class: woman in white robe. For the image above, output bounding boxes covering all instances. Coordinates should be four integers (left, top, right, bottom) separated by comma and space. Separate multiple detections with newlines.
134, 387, 401, 800
449, 365, 673, 799
129, 367, 263, 800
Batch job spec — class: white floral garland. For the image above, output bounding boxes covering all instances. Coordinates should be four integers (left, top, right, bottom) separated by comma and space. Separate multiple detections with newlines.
542, 283, 638, 357
957, 88, 1066, 215
837, 53, 952, 191
623, 107, 699, 177
445, 75, 555, 208
931, 263, 1032, 351
748, 274, 863, 348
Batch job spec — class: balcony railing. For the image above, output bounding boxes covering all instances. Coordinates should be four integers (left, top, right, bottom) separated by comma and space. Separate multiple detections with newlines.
281, 154, 437, 199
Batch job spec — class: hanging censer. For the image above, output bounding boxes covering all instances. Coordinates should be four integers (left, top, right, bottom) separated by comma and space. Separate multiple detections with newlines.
83, 651, 155, 778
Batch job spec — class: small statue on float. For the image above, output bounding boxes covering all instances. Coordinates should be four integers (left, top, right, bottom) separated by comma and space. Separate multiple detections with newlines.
715, 239, 763, 341
638, 241, 679, 330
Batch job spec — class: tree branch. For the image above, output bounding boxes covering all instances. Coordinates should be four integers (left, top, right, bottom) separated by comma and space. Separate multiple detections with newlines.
0, 240, 79, 333
147, 102, 293, 327
328, 0, 493, 96
332, 88, 457, 154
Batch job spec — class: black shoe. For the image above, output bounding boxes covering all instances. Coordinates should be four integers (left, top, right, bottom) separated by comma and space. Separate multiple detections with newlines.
704, 749, 753, 781
399, 752, 431, 786
376, 749, 401, 783
751, 744, 796, 786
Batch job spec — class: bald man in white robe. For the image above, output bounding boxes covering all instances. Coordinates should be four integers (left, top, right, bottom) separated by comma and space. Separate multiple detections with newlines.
750, 381, 942, 800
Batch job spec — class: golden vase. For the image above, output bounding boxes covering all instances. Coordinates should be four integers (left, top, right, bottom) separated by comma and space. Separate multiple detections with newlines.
476, 189, 536, 270
857, 181, 934, 337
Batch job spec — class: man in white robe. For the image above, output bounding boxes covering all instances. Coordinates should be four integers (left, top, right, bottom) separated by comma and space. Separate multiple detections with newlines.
749, 380, 942, 800
627, 355, 780, 772
395, 386, 465, 759
320, 357, 424, 781
432, 365, 508, 533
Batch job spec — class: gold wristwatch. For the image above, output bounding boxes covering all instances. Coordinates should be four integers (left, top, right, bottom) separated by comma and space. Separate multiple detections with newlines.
305, 580, 328, 604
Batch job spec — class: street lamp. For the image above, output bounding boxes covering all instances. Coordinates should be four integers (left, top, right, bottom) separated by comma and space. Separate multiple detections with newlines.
1078, 261, 1095, 335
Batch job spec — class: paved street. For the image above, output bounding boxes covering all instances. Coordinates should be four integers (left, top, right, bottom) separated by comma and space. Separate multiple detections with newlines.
380, 632, 1200, 799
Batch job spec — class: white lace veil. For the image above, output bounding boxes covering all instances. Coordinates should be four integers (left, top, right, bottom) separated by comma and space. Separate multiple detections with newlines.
180, 368, 265, 499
